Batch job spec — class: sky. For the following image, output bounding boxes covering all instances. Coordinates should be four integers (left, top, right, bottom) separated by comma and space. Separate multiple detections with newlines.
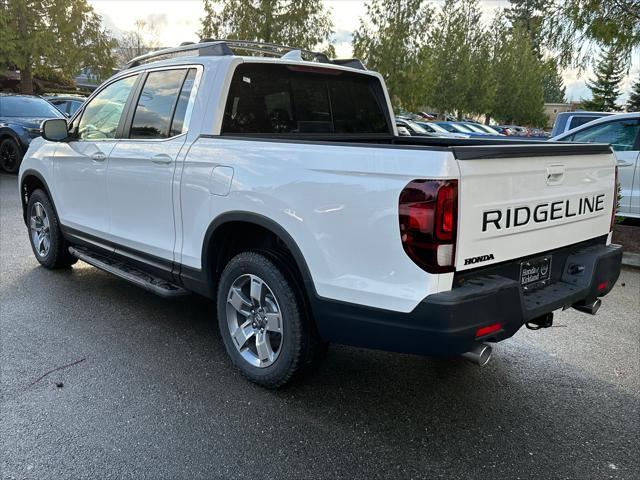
89, 0, 639, 103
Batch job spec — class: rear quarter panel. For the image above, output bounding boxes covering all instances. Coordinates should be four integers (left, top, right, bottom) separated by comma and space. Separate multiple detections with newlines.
180, 138, 459, 312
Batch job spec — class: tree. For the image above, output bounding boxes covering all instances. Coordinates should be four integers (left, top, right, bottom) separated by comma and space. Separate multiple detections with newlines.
352, 0, 432, 110
199, 0, 334, 54
627, 77, 640, 112
505, 0, 549, 59
0, 0, 116, 94
423, 0, 490, 118
541, 59, 566, 103
491, 24, 546, 126
544, 0, 640, 68
116, 19, 160, 67
581, 47, 625, 111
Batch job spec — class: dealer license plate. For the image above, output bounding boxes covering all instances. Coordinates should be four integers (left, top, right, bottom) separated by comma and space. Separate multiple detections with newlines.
520, 256, 551, 291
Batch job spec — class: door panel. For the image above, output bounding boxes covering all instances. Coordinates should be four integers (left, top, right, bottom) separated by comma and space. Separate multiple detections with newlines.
105, 68, 196, 262
54, 74, 138, 236
630, 151, 640, 216
105, 138, 186, 259
616, 150, 638, 215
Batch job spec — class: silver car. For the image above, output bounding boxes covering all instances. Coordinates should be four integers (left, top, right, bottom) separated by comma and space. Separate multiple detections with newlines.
552, 112, 640, 218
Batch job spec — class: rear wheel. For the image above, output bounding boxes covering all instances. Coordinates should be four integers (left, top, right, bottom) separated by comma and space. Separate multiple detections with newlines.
217, 251, 326, 388
27, 189, 77, 269
0, 138, 22, 173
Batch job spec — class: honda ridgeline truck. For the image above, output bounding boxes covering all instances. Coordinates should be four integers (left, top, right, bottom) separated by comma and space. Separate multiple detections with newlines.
19, 41, 622, 387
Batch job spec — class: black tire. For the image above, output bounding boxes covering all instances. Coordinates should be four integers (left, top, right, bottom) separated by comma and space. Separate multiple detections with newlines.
26, 189, 77, 269
217, 251, 327, 388
0, 137, 23, 173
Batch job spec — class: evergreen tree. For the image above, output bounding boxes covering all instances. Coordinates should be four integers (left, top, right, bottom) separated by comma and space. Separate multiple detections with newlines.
505, 0, 549, 59
491, 25, 546, 126
582, 47, 625, 111
541, 59, 566, 103
626, 76, 640, 112
424, 0, 490, 118
0, 0, 116, 94
352, 0, 432, 110
199, 0, 334, 54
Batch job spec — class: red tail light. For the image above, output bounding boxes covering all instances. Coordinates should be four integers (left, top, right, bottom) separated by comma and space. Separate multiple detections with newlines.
399, 179, 458, 273
611, 165, 618, 231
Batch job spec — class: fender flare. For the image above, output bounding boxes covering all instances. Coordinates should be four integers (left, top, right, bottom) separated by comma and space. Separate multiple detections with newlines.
200, 211, 316, 293
0, 127, 24, 151
19, 169, 58, 225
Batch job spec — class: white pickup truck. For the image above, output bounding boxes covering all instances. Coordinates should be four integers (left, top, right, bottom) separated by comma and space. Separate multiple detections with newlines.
19, 41, 622, 387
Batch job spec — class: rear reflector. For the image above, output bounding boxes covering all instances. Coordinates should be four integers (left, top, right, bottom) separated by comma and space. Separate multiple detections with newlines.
399, 179, 458, 273
475, 323, 502, 338
597, 281, 608, 291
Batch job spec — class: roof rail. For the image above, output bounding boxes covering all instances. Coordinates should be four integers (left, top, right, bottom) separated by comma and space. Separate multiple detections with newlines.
124, 39, 366, 71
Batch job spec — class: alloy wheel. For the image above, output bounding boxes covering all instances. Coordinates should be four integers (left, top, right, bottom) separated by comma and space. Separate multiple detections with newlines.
30, 202, 51, 257
226, 274, 283, 368
0, 141, 19, 172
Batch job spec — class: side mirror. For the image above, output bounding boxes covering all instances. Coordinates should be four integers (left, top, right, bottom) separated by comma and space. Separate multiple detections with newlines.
41, 118, 69, 142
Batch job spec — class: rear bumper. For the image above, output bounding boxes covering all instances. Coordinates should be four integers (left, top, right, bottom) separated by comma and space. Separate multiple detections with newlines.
312, 241, 622, 356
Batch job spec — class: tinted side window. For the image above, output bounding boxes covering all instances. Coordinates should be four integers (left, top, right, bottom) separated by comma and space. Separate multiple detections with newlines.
569, 116, 600, 130
169, 69, 197, 137
78, 75, 138, 140
221, 64, 390, 135
572, 119, 640, 151
130, 69, 187, 139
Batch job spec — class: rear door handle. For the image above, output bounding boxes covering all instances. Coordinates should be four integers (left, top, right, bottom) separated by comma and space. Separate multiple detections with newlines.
151, 154, 173, 165
91, 152, 106, 162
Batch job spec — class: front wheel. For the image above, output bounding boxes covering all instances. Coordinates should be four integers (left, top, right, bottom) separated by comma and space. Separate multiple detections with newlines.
27, 189, 77, 269
217, 251, 326, 388
0, 138, 22, 173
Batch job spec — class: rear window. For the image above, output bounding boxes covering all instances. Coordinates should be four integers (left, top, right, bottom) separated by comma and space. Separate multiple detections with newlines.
221, 64, 391, 136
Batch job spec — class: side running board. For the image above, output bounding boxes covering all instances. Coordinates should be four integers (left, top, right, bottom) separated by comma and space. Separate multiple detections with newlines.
68, 246, 190, 298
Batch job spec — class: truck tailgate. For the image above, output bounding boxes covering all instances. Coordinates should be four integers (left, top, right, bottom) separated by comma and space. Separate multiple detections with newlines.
452, 144, 616, 271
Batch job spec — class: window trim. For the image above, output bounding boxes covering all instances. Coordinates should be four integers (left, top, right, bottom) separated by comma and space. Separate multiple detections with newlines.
120, 64, 203, 143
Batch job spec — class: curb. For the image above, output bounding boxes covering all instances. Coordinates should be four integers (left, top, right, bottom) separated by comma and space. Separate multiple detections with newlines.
622, 252, 640, 268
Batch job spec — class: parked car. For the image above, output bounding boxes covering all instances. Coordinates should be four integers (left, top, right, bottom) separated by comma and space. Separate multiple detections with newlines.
396, 117, 442, 137
552, 112, 640, 218
500, 125, 528, 136
493, 125, 514, 135
45, 95, 86, 116
434, 121, 490, 137
414, 121, 469, 138
19, 40, 621, 387
551, 111, 614, 138
466, 123, 505, 136
0, 93, 64, 172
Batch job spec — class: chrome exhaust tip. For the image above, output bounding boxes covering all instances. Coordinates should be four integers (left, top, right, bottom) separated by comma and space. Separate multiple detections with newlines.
573, 298, 602, 315
461, 343, 493, 366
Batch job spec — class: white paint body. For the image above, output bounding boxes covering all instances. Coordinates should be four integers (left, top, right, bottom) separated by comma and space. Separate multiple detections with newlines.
20, 55, 617, 314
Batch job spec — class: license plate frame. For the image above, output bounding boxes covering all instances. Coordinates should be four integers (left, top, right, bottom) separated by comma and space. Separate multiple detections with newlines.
520, 255, 552, 291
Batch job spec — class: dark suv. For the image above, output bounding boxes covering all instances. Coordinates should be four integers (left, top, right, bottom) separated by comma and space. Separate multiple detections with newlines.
0, 94, 64, 173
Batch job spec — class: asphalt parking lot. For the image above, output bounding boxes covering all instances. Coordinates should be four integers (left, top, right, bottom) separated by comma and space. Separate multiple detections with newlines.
1, 172, 639, 480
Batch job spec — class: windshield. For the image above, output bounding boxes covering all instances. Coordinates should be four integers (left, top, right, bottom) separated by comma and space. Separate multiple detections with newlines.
448, 123, 473, 133
403, 119, 428, 134
0, 96, 63, 118
474, 124, 500, 134
420, 122, 448, 133
459, 123, 486, 133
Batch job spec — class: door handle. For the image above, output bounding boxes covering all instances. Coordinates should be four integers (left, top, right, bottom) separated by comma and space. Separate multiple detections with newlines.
91, 152, 106, 162
151, 154, 173, 165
